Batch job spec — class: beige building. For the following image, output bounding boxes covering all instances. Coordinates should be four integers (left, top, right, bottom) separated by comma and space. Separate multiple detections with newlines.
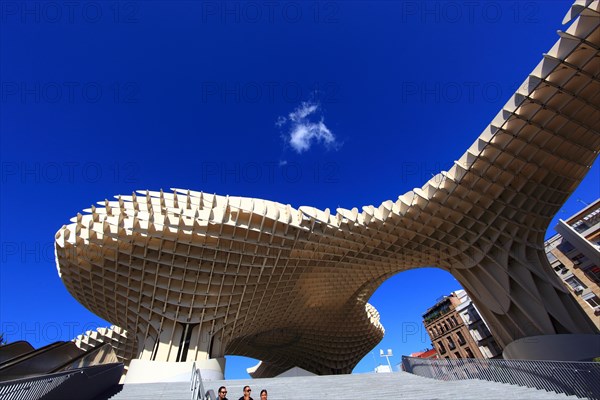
54, 1, 600, 378
545, 199, 600, 329
424, 291, 502, 360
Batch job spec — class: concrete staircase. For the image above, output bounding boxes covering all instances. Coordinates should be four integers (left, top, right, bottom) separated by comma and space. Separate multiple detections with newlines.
111, 371, 587, 399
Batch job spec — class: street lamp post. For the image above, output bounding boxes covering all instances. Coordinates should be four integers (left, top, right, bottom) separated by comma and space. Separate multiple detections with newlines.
379, 348, 393, 372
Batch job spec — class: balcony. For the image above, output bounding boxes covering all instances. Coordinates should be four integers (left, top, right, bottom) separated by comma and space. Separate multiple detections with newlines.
465, 314, 481, 325
424, 308, 451, 324
573, 285, 585, 294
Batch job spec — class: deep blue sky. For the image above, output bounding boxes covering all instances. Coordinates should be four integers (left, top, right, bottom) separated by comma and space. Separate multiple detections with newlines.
1, 0, 598, 379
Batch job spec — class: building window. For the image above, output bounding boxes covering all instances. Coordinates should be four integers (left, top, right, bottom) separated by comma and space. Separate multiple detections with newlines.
558, 241, 575, 253
465, 347, 474, 358
460, 311, 470, 324
437, 341, 446, 354
454, 352, 461, 359
447, 337, 456, 350
573, 221, 589, 233
565, 276, 586, 292
584, 294, 600, 309
553, 262, 568, 274
468, 309, 480, 323
584, 266, 600, 285
451, 315, 459, 326
479, 323, 491, 338
456, 331, 466, 346
480, 346, 492, 358
572, 254, 588, 267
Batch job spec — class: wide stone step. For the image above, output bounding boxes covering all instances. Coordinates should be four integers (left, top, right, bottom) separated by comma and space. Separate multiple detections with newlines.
112, 372, 586, 400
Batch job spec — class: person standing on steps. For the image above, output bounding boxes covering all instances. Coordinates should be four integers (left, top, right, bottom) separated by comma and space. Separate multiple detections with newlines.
238, 385, 253, 400
218, 386, 228, 400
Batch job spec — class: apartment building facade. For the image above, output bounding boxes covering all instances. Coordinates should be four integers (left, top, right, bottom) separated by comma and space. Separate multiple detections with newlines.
545, 199, 600, 329
423, 290, 502, 359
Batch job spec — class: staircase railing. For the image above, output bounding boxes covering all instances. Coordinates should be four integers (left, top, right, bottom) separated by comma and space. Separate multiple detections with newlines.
190, 362, 207, 400
0, 369, 81, 400
402, 356, 600, 399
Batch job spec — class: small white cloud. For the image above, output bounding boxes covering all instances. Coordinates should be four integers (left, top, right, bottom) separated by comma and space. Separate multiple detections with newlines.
290, 121, 335, 153
290, 124, 312, 152
275, 116, 287, 127
289, 102, 319, 122
278, 101, 339, 154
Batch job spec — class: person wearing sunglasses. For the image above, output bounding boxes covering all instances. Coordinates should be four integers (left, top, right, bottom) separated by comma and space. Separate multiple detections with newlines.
217, 386, 228, 400
238, 385, 253, 400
